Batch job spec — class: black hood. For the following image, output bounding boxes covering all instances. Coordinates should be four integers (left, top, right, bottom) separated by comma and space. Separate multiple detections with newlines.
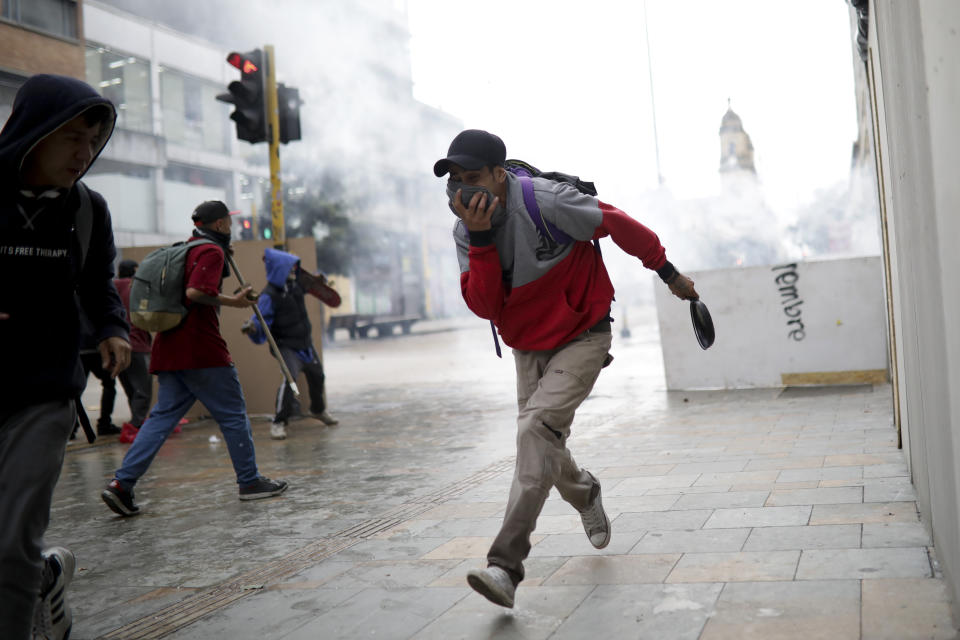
0, 74, 116, 187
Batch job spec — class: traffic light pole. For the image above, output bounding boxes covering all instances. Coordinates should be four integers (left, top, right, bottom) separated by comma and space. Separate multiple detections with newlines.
264, 44, 285, 249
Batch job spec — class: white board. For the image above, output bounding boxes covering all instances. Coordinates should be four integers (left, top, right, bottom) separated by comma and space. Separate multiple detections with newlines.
654, 257, 888, 389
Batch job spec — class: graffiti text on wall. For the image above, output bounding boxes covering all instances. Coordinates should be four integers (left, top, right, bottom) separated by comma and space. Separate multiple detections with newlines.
773, 263, 805, 341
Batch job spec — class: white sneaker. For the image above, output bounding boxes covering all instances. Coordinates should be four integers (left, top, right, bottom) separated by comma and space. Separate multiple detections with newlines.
579, 472, 611, 549
312, 411, 339, 426
466, 565, 515, 608
32, 546, 75, 640
270, 422, 287, 440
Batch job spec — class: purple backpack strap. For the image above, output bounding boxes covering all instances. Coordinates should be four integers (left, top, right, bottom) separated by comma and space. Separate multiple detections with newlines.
517, 175, 573, 245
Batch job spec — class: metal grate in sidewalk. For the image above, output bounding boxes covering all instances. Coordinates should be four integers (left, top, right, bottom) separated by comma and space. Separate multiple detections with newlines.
99, 456, 515, 639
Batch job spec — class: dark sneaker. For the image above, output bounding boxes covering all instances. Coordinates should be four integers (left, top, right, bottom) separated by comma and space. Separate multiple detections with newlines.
466, 565, 515, 608
311, 411, 339, 426
579, 471, 611, 549
101, 479, 141, 517
97, 422, 122, 436
32, 546, 75, 640
239, 476, 288, 501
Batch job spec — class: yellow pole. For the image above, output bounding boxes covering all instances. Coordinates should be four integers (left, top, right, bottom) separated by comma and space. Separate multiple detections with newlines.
264, 44, 284, 249
250, 196, 258, 238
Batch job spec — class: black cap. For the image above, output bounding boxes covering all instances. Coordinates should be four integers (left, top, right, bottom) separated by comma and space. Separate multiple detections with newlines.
191, 200, 238, 225
433, 129, 506, 177
117, 259, 138, 278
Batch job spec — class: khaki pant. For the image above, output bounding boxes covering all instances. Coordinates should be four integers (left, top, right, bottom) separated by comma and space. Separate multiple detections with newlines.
487, 328, 613, 582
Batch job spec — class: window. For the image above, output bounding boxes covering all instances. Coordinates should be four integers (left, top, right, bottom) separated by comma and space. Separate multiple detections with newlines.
0, 71, 26, 128
83, 161, 156, 232
159, 67, 230, 154
162, 163, 231, 236
85, 46, 152, 134
164, 163, 229, 189
2, 0, 78, 39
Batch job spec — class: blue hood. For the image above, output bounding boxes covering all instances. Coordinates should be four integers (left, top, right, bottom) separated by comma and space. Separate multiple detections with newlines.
264, 248, 300, 287
0, 74, 116, 187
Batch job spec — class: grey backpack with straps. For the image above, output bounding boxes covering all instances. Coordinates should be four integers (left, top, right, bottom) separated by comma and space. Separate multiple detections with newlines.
128, 239, 216, 332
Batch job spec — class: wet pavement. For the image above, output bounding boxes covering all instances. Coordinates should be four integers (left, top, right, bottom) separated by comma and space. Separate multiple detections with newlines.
57, 310, 958, 639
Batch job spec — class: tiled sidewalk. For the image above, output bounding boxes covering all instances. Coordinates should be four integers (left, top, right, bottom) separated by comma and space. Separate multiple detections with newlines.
63, 320, 958, 639
160, 383, 956, 640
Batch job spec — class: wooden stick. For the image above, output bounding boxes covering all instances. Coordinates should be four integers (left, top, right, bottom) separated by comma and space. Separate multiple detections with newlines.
225, 251, 300, 398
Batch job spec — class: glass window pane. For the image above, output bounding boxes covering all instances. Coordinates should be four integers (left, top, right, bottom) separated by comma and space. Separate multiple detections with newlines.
162, 164, 230, 236
85, 46, 152, 134
0, 73, 23, 128
160, 69, 186, 143
200, 83, 229, 153
20, 0, 76, 38
83, 165, 156, 232
160, 68, 229, 154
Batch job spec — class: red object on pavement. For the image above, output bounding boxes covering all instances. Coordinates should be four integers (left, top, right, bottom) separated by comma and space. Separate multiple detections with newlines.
119, 422, 139, 444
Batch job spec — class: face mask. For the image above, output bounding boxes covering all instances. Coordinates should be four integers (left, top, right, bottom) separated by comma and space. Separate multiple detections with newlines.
446, 180, 497, 217
194, 226, 231, 248
192, 227, 232, 277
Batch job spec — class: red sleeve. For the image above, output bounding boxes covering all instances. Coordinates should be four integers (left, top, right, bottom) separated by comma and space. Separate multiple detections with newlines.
113, 278, 131, 313
459, 244, 505, 320
595, 201, 667, 271
185, 244, 224, 298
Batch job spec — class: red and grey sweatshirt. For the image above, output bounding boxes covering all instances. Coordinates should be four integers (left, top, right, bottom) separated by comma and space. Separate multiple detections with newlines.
453, 172, 677, 352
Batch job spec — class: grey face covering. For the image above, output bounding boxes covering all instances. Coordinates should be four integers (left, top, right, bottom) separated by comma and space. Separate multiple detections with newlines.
446, 180, 501, 219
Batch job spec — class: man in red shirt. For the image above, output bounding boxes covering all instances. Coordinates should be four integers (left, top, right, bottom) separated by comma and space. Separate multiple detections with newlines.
101, 201, 288, 517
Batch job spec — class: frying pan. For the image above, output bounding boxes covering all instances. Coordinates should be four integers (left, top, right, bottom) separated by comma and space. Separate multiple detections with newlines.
689, 298, 715, 350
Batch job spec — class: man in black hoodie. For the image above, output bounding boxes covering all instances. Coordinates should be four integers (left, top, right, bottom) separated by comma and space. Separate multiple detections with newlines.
0, 75, 130, 640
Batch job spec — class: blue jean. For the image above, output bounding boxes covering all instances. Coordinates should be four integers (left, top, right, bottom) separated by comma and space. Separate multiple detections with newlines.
114, 366, 260, 488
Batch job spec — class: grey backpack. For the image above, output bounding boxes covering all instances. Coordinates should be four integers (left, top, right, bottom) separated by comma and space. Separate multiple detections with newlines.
129, 239, 215, 332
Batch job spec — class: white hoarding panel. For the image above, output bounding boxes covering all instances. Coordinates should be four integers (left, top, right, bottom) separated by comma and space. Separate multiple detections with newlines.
654, 257, 888, 389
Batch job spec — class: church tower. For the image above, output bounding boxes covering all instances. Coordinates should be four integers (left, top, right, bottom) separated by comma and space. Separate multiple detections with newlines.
719, 101, 756, 177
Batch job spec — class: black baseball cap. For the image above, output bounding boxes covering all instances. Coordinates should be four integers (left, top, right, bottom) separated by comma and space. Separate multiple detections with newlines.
191, 200, 240, 225
117, 259, 138, 278
433, 129, 506, 177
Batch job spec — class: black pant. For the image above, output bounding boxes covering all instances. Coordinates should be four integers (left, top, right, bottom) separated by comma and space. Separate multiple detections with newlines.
273, 346, 326, 424
80, 351, 116, 428
118, 352, 152, 427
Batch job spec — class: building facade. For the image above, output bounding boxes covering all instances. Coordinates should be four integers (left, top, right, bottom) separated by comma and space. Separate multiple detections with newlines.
1, 0, 468, 320
0, 0, 86, 124
84, 0, 465, 318
81, 1, 269, 247
855, 0, 960, 621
